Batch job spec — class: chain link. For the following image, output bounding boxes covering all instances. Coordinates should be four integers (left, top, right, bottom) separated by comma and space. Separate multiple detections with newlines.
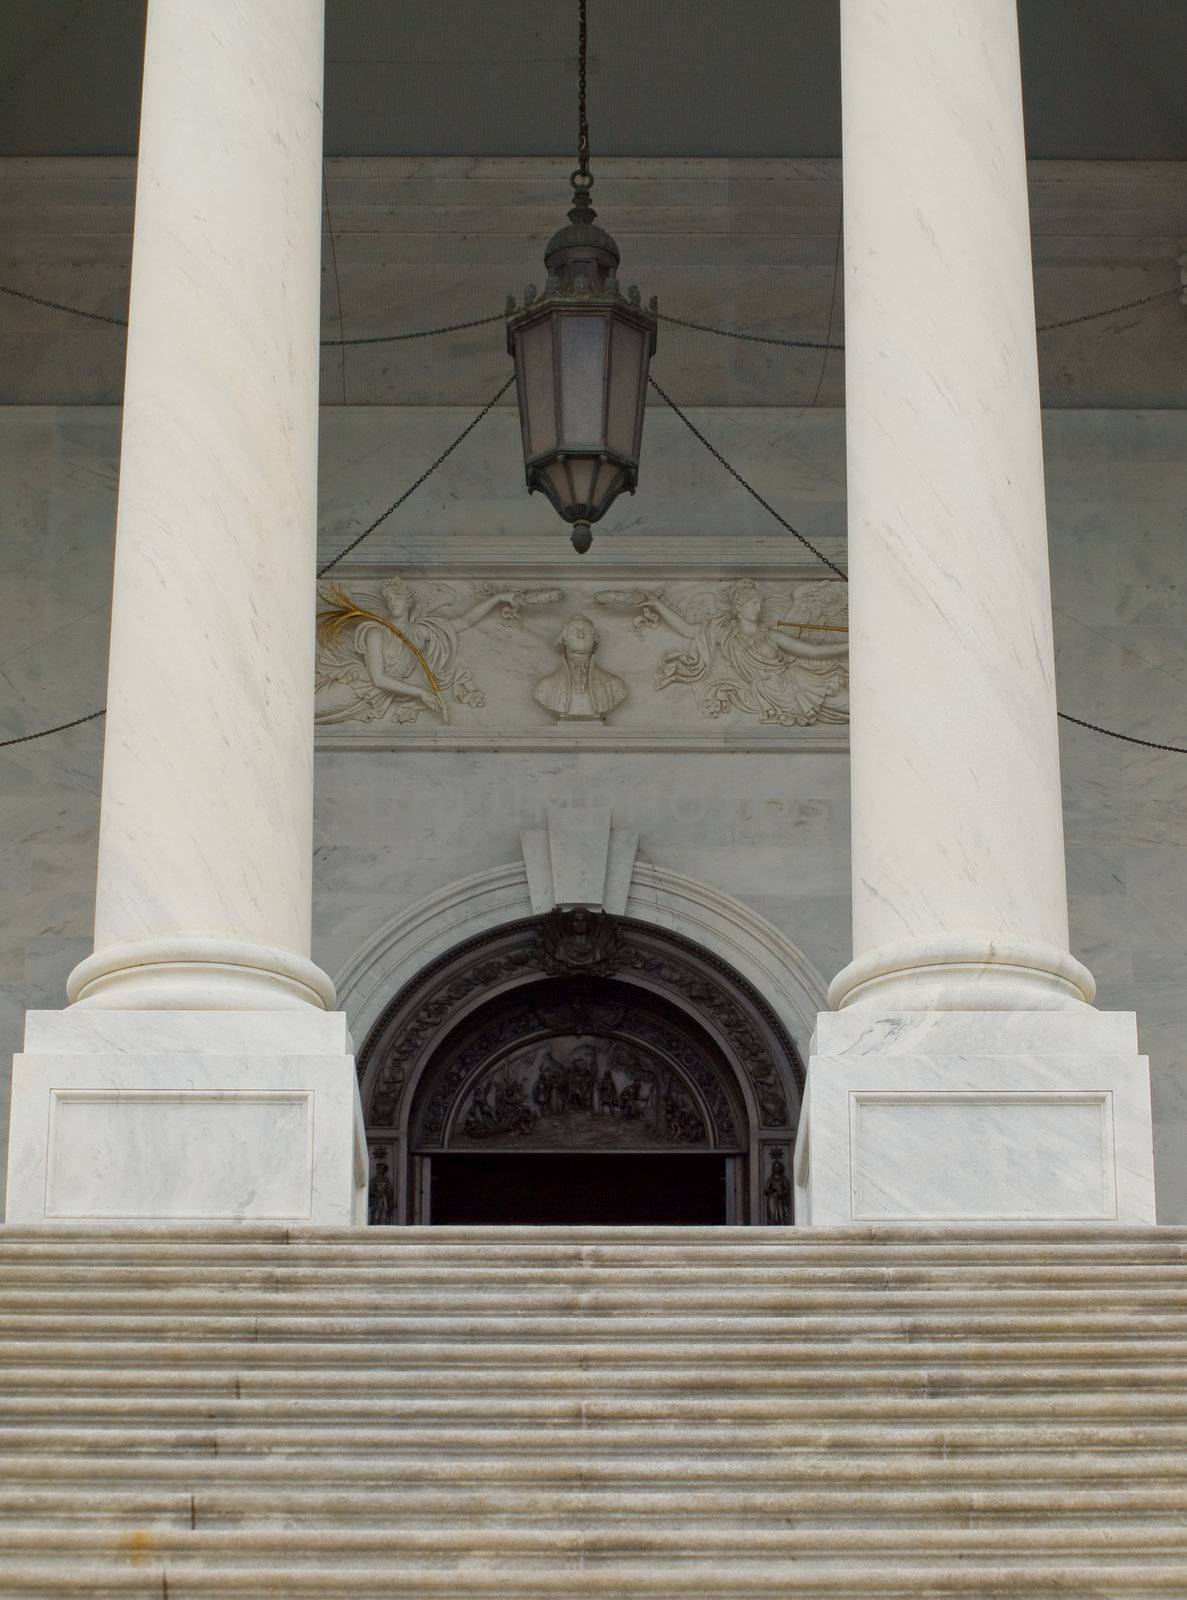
1054, 711, 1187, 754
647, 374, 849, 581
322, 312, 505, 348
6, 282, 1178, 348
1038, 285, 1179, 333
0, 708, 106, 749
657, 311, 840, 350
577, 0, 590, 180
317, 375, 515, 576
0, 282, 128, 328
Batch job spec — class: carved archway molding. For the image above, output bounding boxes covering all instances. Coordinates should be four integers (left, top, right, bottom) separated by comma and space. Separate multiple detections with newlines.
356, 909, 805, 1225
333, 859, 830, 1067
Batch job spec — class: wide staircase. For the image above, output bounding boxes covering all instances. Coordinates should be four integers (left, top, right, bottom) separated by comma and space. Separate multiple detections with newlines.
0, 1225, 1185, 1597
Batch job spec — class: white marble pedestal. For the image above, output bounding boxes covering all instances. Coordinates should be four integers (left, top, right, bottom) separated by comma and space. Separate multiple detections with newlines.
5, 1013, 366, 1224
794, 1012, 1156, 1225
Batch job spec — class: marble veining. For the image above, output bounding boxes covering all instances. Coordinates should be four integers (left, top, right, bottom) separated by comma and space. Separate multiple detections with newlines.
840, 0, 1073, 1006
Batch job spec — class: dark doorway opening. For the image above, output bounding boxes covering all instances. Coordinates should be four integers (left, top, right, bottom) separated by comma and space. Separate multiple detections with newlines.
430, 1152, 730, 1226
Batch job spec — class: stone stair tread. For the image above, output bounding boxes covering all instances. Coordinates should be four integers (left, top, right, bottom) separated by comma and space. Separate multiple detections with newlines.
8, 1312, 1187, 1343
6, 1433, 1187, 1459
1, 1226, 1185, 1595
4, 1555, 1187, 1597
6, 1267, 1187, 1280
4, 1336, 1187, 1367
2, 1522, 1187, 1554
3, 1272, 1185, 1302
1, 1223, 1185, 1262
5, 1452, 1186, 1488
4, 1482, 1187, 1511
5, 1390, 1184, 1421
5, 1360, 1186, 1391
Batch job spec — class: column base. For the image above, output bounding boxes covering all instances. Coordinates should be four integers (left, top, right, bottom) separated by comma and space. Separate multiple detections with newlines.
67, 937, 337, 1011
828, 935, 1096, 1012
794, 1011, 1156, 1225
5, 1012, 366, 1225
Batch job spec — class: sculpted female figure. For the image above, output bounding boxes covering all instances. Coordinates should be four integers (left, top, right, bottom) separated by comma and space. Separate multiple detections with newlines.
627, 579, 847, 728
315, 577, 522, 726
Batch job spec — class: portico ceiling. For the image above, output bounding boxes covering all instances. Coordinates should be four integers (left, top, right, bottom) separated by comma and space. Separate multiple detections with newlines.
1, 0, 1185, 161
1, 2, 1184, 410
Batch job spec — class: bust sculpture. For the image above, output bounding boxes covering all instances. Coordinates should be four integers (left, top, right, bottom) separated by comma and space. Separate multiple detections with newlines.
533, 614, 628, 722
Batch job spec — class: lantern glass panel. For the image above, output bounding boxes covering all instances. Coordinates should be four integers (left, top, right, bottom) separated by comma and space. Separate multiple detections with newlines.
518, 319, 557, 458
605, 320, 646, 458
593, 458, 623, 506
566, 455, 598, 507
539, 459, 572, 510
558, 316, 608, 446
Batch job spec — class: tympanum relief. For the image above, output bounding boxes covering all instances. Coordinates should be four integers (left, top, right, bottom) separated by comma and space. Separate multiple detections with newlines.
315, 569, 847, 750
453, 1037, 709, 1150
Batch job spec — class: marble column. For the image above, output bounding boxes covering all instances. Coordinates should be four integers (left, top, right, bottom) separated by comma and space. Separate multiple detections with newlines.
831, 0, 1087, 1014
795, 0, 1154, 1223
5, 0, 365, 1223
69, 0, 330, 1012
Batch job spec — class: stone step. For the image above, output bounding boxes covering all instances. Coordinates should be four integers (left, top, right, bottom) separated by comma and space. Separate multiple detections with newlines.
4, 1336, 1187, 1369
5, 1388, 1185, 1424
6, 1283, 1187, 1314
3, 1420, 1186, 1456
7, 1250, 1187, 1277
4, 1261, 1187, 1287
2, 1520, 1187, 1558
5, 1449, 1185, 1488
4, 1556, 1187, 1597
5, 1358, 1182, 1395
5, 1482, 1187, 1524
1, 1223, 1184, 1264
1, 1226, 1184, 1596
5, 1311, 1187, 1343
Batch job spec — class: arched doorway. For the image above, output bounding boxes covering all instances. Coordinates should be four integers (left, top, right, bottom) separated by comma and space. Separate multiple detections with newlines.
357, 910, 803, 1225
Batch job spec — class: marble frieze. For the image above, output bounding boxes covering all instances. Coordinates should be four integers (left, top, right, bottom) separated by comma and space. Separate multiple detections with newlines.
314, 563, 849, 751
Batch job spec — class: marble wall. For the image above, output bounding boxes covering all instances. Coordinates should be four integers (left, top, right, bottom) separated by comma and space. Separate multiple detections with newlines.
1, 403, 1184, 1216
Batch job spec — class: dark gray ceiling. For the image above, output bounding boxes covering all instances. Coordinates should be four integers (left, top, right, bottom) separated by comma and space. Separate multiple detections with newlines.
0, 0, 1184, 160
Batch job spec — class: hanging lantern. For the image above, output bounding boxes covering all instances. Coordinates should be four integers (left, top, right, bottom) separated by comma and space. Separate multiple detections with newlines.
506, 2, 656, 554
506, 189, 656, 554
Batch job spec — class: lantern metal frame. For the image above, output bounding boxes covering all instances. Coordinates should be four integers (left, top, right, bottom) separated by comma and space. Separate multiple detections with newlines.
506, 186, 657, 553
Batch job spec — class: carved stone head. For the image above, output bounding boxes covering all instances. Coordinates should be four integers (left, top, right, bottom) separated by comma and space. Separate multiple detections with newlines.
381, 577, 414, 621
556, 613, 598, 657
729, 579, 764, 623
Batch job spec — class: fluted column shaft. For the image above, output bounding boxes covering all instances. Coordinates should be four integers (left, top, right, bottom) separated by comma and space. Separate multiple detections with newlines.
69, 0, 332, 1010
831, 0, 1093, 1012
